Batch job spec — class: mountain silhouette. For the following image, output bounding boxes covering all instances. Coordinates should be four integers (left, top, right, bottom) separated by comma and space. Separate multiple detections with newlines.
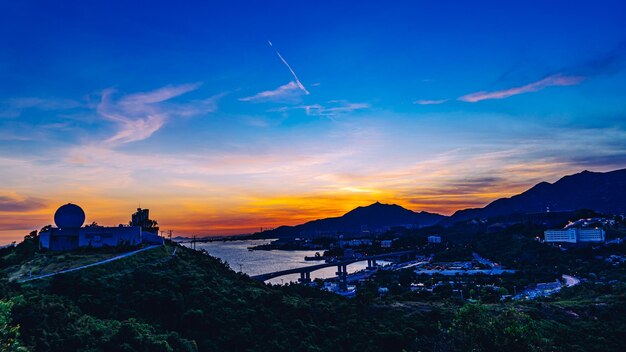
259, 168, 626, 237
445, 168, 626, 224
263, 202, 445, 237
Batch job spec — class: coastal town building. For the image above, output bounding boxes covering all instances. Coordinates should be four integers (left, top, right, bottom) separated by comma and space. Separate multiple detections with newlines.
544, 227, 605, 243
380, 240, 393, 248
428, 235, 442, 243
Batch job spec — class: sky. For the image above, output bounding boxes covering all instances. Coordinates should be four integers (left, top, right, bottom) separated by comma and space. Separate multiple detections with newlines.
1, 1, 626, 243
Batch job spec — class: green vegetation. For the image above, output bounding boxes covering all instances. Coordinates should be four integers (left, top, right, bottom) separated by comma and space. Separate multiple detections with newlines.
0, 227, 625, 351
0, 300, 27, 352
1, 236, 440, 351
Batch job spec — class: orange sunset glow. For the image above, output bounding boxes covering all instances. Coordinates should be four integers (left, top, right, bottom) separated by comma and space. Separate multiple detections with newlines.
2, 1, 626, 245
0, 154, 611, 243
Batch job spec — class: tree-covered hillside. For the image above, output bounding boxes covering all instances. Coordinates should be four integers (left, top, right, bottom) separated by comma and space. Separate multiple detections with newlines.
0, 236, 441, 352
0, 231, 625, 351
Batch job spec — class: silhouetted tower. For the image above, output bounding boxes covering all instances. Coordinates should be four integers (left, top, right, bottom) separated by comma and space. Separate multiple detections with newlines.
131, 208, 149, 226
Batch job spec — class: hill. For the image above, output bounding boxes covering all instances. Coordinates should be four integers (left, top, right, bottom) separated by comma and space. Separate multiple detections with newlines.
0, 236, 437, 352
1, 226, 626, 351
261, 202, 445, 238
446, 168, 626, 224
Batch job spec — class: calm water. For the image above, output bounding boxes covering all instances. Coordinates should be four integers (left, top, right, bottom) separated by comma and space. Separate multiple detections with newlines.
184, 239, 372, 284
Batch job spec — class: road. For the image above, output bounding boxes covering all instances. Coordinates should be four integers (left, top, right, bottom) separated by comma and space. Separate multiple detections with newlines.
513, 274, 581, 300
17, 245, 163, 283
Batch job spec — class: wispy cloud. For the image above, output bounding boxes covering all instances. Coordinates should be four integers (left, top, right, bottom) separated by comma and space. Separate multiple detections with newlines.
414, 99, 448, 105
301, 101, 370, 117
0, 194, 46, 212
97, 83, 218, 144
564, 42, 626, 77
268, 41, 309, 95
239, 81, 303, 103
0, 97, 81, 118
440, 45, 626, 105
118, 84, 201, 106
459, 74, 584, 102
272, 101, 371, 118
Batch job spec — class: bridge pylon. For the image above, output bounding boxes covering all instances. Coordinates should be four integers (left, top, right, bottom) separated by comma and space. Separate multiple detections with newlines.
336, 264, 348, 291
366, 259, 377, 270
298, 271, 311, 284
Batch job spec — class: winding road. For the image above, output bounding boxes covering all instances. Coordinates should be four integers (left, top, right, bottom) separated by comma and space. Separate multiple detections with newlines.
17, 244, 163, 283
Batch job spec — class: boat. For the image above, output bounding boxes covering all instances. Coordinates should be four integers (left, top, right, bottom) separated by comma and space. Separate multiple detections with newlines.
304, 252, 325, 261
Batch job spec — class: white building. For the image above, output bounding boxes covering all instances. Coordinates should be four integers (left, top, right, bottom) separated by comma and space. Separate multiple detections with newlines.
544, 228, 605, 243
339, 238, 373, 248
428, 235, 442, 243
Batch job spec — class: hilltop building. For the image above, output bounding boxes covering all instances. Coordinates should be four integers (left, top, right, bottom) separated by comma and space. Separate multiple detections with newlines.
131, 208, 150, 227
130, 208, 160, 233
544, 227, 605, 243
39, 203, 164, 251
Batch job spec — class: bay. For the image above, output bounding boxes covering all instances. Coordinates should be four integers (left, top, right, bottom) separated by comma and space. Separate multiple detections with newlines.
184, 239, 373, 284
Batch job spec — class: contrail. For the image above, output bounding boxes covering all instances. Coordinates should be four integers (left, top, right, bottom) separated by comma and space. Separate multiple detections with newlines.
268, 40, 309, 95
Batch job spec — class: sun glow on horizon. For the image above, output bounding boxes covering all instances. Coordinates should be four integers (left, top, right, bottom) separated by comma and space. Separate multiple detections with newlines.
1, 2, 626, 244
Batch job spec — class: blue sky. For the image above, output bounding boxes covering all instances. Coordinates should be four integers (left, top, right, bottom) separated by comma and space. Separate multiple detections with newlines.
1, 1, 625, 241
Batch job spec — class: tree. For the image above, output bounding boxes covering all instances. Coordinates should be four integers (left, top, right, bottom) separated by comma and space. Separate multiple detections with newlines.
0, 300, 27, 352
449, 304, 496, 351
433, 284, 453, 299
448, 303, 547, 352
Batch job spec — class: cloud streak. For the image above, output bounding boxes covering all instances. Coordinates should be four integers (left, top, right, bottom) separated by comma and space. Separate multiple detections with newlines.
271, 101, 371, 117
433, 45, 626, 105
0, 97, 81, 118
239, 81, 303, 103
97, 83, 218, 144
459, 74, 584, 102
268, 41, 309, 95
301, 101, 370, 117
414, 99, 448, 105
0, 194, 46, 212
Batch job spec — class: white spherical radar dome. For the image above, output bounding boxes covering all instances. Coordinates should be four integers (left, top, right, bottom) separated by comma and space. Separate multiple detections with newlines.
54, 203, 86, 229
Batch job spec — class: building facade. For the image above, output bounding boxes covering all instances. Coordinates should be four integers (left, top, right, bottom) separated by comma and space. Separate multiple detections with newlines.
40, 203, 164, 251
428, 235, 442, 243
131, 208, 150, 227
544, 228, 605, 243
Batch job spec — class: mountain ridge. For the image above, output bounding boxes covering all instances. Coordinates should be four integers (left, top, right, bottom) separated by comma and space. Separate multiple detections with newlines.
258, 168, 626, 236
261, 201, 445, 237
444, 168, 626, 224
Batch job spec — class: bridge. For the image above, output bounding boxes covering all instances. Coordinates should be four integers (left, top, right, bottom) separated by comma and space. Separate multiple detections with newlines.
250, 250, 417, 290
